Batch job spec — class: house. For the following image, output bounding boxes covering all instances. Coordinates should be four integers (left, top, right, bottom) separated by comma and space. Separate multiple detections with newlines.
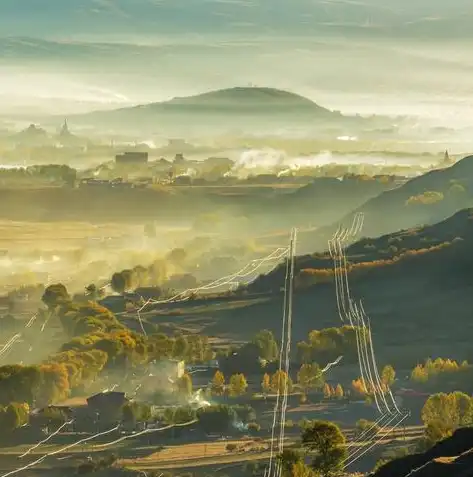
99, 292, 142, 313
115, 152, 149, 165
87, 391, 128, 410
149, 359, 185, 382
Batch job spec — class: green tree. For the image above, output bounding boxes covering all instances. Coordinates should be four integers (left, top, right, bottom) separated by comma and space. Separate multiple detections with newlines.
0, 404, 23, 433
297, 363, 324, 395
252, 330, 279, 362
42, 284, 70, 309
228, 374, 248, 397
172, 335, 189, 359
278, 449, 304, 476
381, 365, 396, 387
110, 270, 135, 294
301, 420, 347, 477
84, 284, 103, 302
197, 405, 236, 433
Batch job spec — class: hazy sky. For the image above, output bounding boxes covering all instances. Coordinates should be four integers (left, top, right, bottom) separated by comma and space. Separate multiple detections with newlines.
1, 0, 473, 121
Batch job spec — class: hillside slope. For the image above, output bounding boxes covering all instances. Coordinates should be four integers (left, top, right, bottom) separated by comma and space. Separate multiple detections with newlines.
162, 208, 473, 366
371, 427, 473, 477
300, 155, 473, 251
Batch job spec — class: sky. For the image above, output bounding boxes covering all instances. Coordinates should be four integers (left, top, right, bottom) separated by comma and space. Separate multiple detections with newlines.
1, 0, 473, 121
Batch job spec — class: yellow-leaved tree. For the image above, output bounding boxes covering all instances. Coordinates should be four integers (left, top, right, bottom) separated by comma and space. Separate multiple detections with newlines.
211, 370, 225, 396
228, 373, 248, 397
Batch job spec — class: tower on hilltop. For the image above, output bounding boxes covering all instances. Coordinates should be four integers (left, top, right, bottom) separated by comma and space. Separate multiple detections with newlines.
60, 119, 71, 137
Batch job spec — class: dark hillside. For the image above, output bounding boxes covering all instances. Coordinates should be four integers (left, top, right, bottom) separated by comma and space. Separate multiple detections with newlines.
300, 155, 473, 251
371, 427, 473, 477
167, 209, 473, 366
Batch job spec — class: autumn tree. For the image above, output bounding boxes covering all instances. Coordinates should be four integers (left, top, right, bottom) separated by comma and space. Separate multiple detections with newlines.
334, 384, 344, 399
228, 374, 248, 397
271, 370, 293, 395
381, 365, 396, 387
211, 371, 225, 396
421, 391, 473, 444
323, 383, 332, 400
291, 461, 316, 477
301, 420, 347, 477
352, 378, 368, 397
261, 373, 271, 396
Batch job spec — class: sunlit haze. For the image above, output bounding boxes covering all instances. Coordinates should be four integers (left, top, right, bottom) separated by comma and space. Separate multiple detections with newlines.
1, 0, 473, 124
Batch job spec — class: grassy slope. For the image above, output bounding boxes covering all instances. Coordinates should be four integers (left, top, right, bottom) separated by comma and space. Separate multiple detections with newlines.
142, 208, 473, 367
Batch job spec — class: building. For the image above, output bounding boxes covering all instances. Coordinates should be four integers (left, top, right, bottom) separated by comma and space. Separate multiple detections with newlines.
115, 151, 149, 165
149, 359, 185, 381
86, 391, 128, 410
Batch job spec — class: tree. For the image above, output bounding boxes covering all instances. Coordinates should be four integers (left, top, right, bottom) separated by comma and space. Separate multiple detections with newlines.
228, 374, 248, 397
421, 391, 473, 443
197, 405, 236, 433
297, 364, 324, 395
85, 284, 103, 302
351, 378, 368, 396
211, 371, 225, 396
271, 370, 293, 395
122, 402, 151, 425
0, 404, 21, 433
233, 404, 256, 423
166, 248, 187, 266
301, 420, 347, 477
381, 365, 396, 387
292, 461, 316, 477
42, 284, 70, 309
252, 330, 279, 362
110, 270, 135, 294
278, 449, 304, 476
172, 335, 189, 359
334, 384, 344, 399
261, 373, 271, 396
323, 383, 332, 400
356, 419, 379, 436
411, 365, 428, 383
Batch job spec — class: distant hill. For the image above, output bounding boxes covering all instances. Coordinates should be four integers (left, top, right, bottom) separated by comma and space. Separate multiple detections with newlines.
299, 154, 473, 251
67, 87, 362, 135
